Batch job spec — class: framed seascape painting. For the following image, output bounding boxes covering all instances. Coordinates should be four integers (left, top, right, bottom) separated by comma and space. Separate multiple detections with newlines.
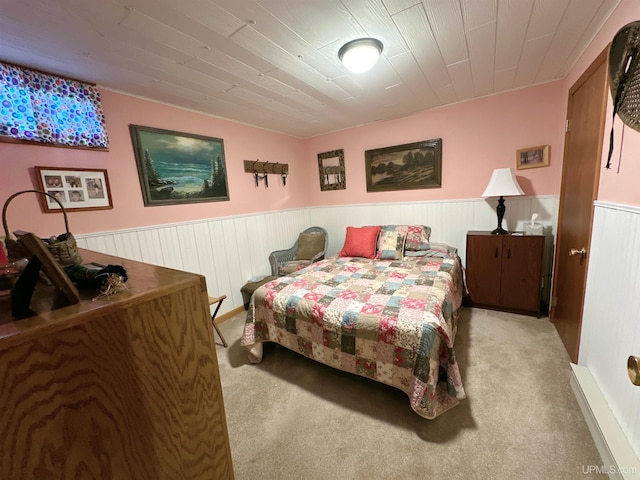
365, 138, 442, 192
35, 166, 113, 212
129, 125, 229, 206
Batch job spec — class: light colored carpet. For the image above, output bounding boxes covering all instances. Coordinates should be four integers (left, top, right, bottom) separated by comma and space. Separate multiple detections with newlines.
214, 307, 606, 480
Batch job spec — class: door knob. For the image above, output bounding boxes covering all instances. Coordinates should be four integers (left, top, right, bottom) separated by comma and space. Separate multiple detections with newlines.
628, 356, 640, 386
569, 247, 586, 256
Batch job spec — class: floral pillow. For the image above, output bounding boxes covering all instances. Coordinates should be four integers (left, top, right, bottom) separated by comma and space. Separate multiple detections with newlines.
377, 225, 431, 255
376, 230, 406, 260
404, 225, 431, 251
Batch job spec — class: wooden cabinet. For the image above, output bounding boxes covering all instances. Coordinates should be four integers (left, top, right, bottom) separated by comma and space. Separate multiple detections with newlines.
0, 249, 234, 479
466, 231, 544, 316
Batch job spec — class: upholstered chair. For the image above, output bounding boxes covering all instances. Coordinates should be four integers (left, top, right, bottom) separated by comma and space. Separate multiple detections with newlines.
269, 226, 328, 276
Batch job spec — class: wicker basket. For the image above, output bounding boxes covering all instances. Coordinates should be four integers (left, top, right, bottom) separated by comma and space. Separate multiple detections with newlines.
2, 189, 82, 266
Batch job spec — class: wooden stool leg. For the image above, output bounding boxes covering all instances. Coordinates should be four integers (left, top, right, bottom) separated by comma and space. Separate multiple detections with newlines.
208, 295, 228, 347
213, 322, 228, 348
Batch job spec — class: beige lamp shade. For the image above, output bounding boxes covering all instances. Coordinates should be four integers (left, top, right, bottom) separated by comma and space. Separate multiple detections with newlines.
482, 168, 524, 197
482, 168, 524, 235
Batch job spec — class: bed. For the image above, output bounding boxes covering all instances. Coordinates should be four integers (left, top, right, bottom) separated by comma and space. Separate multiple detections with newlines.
241, 225, 466, 419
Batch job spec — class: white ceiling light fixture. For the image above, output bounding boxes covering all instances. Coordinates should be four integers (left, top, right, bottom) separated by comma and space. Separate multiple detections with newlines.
338, 38, 383, 74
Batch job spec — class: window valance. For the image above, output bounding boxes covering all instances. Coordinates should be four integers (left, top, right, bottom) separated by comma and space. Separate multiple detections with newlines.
0, 61, 109, 149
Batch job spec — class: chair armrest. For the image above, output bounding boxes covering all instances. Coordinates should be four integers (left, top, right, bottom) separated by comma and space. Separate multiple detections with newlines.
269, 247, 297, 276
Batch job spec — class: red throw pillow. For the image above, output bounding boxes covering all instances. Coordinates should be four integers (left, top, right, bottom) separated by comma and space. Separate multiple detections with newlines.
338, 226, 381, 259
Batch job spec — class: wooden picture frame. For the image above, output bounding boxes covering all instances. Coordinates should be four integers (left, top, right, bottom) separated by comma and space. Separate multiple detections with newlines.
318, 149, 346, 191
130, 125, 229, 206
365, 138, 442, 192
516, 145, 550, 170
35, 166, 113, 213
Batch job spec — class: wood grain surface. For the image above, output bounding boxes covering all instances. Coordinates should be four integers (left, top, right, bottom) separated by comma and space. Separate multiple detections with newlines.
0, 250, 234, 479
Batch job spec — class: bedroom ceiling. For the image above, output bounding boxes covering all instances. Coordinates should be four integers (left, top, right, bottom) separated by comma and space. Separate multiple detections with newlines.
0, 0, 620, 138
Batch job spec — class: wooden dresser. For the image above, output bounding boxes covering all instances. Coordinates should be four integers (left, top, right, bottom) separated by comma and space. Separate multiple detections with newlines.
0, 249, 234, 479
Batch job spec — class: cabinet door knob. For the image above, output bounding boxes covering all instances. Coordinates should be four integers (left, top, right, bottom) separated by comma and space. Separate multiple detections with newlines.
569, 247, 586, 257
495, 247, 498, 258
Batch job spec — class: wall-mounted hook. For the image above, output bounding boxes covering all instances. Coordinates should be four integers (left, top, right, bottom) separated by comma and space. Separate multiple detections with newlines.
274, 163, 287, 186
263, 162, 269, 188
252, 159, 261, 187
244, 159, 289, 187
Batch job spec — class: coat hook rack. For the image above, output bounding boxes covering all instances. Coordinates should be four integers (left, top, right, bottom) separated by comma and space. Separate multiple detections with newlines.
244, 160, 289, 187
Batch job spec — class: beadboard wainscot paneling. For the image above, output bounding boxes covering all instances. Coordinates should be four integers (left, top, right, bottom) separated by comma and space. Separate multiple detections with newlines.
76, 195, 558, 314
311, 195, 558, 260
76, 208, 313, 312
579, 201, 640, 464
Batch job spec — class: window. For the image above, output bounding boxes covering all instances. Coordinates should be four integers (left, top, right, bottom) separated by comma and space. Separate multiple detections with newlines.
0, 61, 109, 149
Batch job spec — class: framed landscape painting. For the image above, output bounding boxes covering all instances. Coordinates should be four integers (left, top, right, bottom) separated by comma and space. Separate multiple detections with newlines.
365, 138, 442, 192
130, 125, 229, 206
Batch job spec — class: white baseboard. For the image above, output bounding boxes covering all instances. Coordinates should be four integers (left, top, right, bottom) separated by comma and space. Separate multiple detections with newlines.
570, 364, 640, 479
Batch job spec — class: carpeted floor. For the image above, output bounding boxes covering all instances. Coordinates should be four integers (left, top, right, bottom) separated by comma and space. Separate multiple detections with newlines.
214, 307, 606, 480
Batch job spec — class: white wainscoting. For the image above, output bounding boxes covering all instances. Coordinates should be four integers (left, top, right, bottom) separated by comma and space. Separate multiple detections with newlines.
580, 202, 640, 461
76, 195, 559, 315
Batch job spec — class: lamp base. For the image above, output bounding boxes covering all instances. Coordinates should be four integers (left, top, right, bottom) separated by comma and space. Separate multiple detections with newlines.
491, 196, 509, 235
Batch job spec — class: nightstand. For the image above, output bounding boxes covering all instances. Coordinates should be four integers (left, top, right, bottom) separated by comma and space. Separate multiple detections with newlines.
465, 231, 544, 317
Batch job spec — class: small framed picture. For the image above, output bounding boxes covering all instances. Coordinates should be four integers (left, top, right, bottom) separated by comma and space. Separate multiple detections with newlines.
516, 145, 550, 170
35, 166, 113, 213
318, 149, 346, 191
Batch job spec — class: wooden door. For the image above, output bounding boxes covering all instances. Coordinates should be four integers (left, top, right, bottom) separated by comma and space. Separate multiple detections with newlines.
466, 232, 502, 306
551, 48, 608, 362
500, 235, 544, 314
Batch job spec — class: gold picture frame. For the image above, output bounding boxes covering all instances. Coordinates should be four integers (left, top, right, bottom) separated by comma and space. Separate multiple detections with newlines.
516, 145, 550, 170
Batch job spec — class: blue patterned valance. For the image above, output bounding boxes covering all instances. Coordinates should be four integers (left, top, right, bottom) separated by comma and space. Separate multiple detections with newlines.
0, 62, 109, 148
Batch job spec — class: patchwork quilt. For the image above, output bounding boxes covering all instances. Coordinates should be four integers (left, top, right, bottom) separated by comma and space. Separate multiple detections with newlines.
241, 245, 466, 419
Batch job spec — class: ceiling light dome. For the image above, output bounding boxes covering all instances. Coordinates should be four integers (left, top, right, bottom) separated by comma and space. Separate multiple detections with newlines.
338, 38, 383, 74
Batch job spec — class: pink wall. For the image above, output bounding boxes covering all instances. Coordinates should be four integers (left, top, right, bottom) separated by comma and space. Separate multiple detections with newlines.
2, 66, 568, 240
304, 81, 565, 207
563, 0, 640, 207
3, 3, 639, 241
0, 90, 306, 237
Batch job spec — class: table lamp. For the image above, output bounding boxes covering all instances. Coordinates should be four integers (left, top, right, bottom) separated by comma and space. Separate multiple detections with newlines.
482, 168, 524, 234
